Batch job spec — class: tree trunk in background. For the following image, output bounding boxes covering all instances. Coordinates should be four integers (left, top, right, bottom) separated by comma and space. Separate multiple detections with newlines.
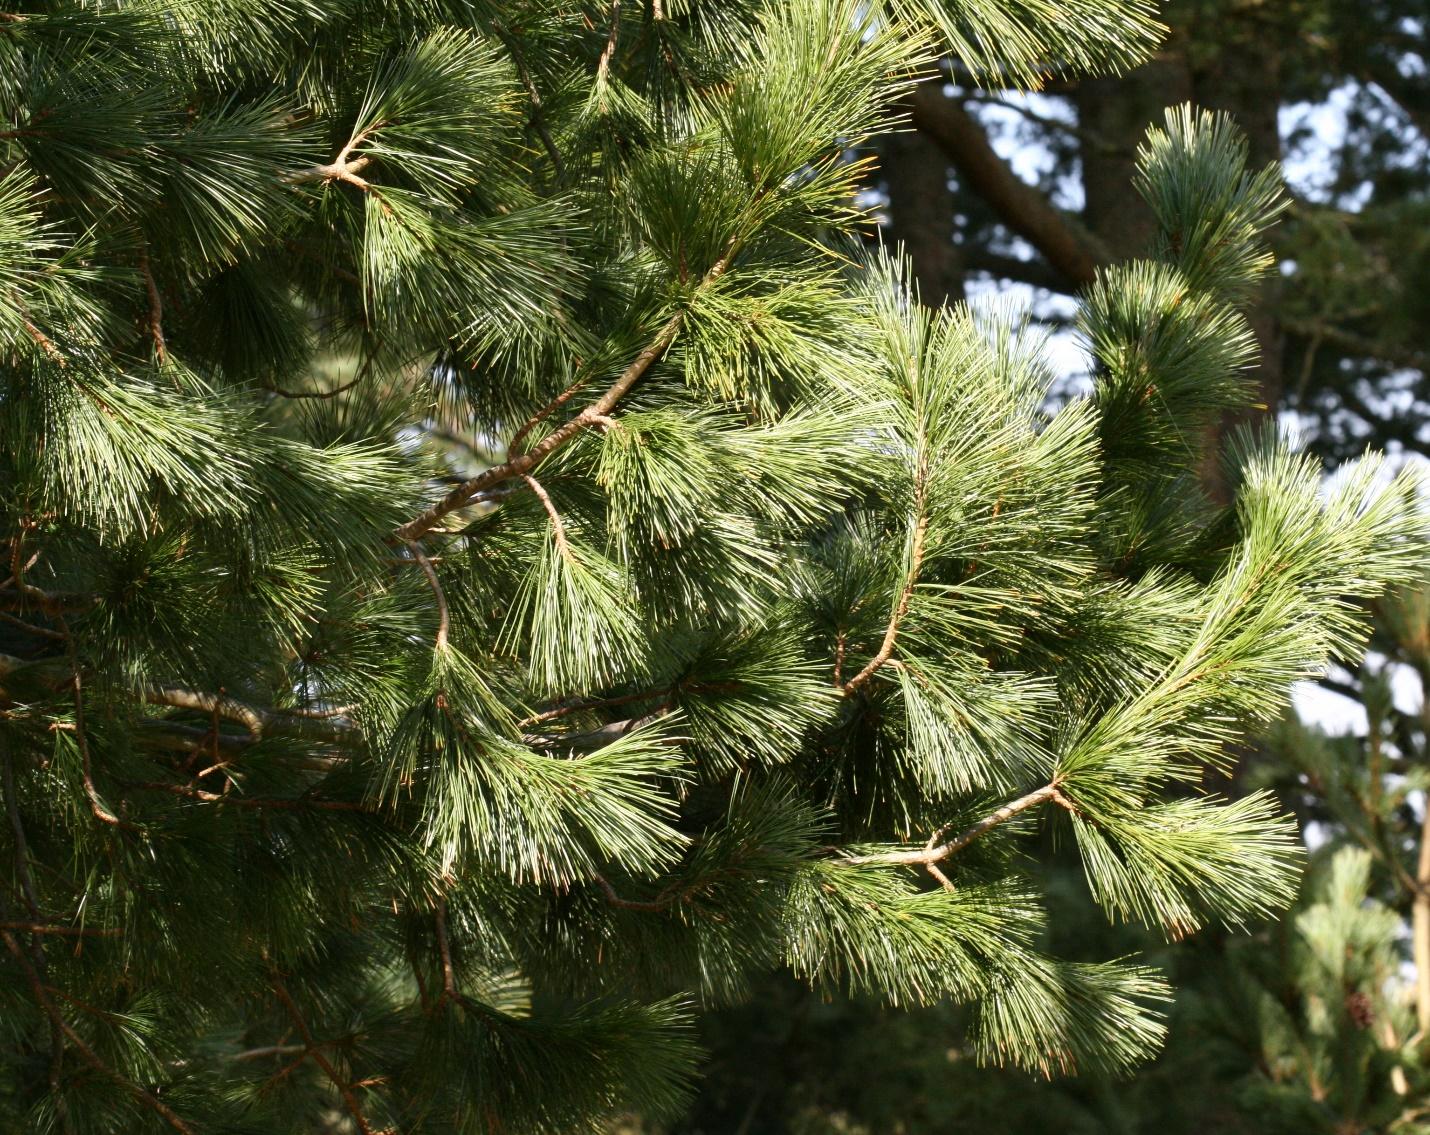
881, 117, 963, 306
1193, 28, 1285, 499
1075, 50, 1193, 262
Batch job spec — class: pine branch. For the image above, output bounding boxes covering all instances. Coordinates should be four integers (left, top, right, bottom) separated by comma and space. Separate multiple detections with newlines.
270, 976, 380, 1135
407, 541, 450, 652
846, 783, 1070, 866
394, 243, 740, 543
138, 244, 166, 364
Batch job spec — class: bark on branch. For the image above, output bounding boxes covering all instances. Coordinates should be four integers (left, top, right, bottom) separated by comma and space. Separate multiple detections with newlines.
909, 82, 1107, 289
845, 783, 1069, 866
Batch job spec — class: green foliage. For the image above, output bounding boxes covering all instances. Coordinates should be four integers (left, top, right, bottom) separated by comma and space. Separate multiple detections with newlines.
0, 2, 1423, 1132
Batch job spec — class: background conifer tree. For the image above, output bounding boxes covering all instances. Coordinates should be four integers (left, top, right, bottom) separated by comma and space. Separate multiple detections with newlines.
0, 3, 1424, 1133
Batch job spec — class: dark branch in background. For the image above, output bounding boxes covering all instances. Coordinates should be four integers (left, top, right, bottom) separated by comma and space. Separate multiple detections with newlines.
909, 81, 1108, 289
138, 245, 166, 364
962, 246, 1071, 292
493, 25, 566, 180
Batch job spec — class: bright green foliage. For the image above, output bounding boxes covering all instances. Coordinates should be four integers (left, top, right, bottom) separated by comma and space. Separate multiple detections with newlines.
0, 2, 1424, 1132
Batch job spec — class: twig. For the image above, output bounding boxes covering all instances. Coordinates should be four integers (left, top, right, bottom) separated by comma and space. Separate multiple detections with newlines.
0, 608, 65, 639
508, 376, 591, 456
594, 873, 675, 912
596, 0, 622, 82
126, 782, 366, 812
0, 921, 119, 937
138, 245, 166, 364
15, 298, 64, 366
521, 474, 571, 558
845, 783, 1066, 866
494, 26, 566, 179
434, 901, 459, 1003
270, 976, 377, 1135
69, 665, 135, 830
406, 541, 449, 652
395, 243, 739, 543
229, 1044, 307, 1062
842, 512, 927, 695
518, 687, 666, 727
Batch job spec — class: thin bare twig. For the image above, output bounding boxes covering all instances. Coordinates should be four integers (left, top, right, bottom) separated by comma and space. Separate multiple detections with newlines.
508, 375, 591, 456
138, 245, 166, 364
69, 666, 134, 830
521, 474, 571, 558
594, 873, 674, 912
270, 976, 377, 1135
406, 541, 449, 652
845, 783, 1068, 867
395, 243, 739, 543
842, 511, 927, 695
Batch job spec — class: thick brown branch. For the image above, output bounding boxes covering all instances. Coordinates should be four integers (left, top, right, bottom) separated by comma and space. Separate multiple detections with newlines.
909, 82, 1106, 288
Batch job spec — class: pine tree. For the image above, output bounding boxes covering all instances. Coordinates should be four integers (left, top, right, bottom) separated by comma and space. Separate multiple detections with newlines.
0, 3, 1424, 1132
